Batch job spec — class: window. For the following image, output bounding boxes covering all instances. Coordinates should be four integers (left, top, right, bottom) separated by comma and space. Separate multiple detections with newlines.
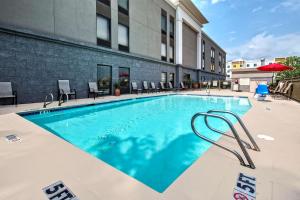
169, 46, 174, 63
161, 43, 167, 61
227, 65, 230, 68
118, 0, 128, 15
170, 17, 174, 38
161, 10, 167, 34
119, 67, 130, 94
97, 15, 111, 47
211, 48, 215, 71
161, 72, 167, 84
169, 73, 175, 86
97, 65, 112, 95
97, 0, 110, 6
202, 41, 205, 69
118, 24, 129, 51
254, 64, 257, 67
247, 64, 250, 67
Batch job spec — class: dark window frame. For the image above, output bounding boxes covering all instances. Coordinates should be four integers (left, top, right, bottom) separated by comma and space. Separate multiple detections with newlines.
169, 16, 175, 38
161, 10, 167, 35
169, 44, 174, 63
161, 72, 167, 85
96, 14, 111, 48
118, 23, 130, 52
97, 0, 110, 6
118, 0, 129, 15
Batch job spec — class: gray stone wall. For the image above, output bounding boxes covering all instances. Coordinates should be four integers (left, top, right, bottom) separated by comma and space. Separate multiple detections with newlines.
0, 26, 176, 104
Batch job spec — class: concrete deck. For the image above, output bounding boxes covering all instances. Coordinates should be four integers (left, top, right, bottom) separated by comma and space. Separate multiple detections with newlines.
0, 90, 299, 200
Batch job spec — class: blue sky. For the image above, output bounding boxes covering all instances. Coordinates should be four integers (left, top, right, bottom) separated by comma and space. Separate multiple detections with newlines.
192, 0, 300, 60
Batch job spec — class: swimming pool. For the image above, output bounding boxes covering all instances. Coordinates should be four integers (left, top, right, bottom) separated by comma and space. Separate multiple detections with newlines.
22, 95, 251, 192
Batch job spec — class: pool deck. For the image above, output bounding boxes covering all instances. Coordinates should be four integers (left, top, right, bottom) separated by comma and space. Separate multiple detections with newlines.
0, 90, 299, 200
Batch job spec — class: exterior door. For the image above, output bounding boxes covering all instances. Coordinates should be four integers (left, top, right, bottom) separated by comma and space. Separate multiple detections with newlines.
169, 73, 175, 87
119, 67, 130, 94
97, 65, 112, 95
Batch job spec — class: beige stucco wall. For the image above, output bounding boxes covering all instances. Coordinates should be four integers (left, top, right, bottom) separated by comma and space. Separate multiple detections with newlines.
0, 0, 96, 43
182, 23, 197, 68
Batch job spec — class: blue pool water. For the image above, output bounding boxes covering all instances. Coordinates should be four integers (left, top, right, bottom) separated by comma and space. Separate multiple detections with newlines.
23, 95, 251, 192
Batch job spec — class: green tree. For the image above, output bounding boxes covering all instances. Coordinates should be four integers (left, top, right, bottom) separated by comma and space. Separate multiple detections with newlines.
276, 56, 300, 80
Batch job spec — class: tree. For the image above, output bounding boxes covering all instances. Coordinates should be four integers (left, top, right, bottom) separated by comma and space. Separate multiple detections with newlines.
276, 56, 300, 80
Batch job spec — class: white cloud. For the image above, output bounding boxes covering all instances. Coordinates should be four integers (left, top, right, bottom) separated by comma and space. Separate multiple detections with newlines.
228, 32, 300, 60
211, 0, 226, 4
252, 6, 263, 13
270, 0, 300, 12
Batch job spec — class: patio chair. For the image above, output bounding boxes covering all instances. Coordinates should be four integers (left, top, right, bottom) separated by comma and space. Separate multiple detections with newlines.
222, 81, 230, 89
150, 82, 160, 92
180, 82, 186, 90
280, 82, 293, 99
58, 80, 77, 100
159, 82, 168, 92
131, 82, 142, 94
88, 82, 105, 99
0, 82, 17, 105
168, 82, 176, 91
270, 81, 284, 94
212, 80, 218, 87
142, 81, 150, 93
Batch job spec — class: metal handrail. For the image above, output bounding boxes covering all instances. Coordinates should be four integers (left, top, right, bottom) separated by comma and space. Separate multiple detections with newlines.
206, 82, 211, 95
204, 114, 252, 149
206, 110, 260, 151
58, 92, 68, 106
43, 93, 54, 108
191, 112, 256, 169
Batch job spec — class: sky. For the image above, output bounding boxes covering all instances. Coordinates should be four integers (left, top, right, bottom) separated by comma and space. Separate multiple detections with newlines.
192, 0, 300, 61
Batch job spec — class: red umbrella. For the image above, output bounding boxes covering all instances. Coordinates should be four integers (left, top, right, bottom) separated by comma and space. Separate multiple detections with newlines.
257, 63, 294, 84
257, 63, 294, 72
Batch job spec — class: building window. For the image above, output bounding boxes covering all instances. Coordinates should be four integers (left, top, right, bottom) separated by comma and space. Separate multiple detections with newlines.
211, 48, 215, 72
161, 72, 167, 85
169, 45, 174, 63
247, 64, 250, 67
161, 10, 167, 34
202, 40, 205, 69
97, 0, 110, 6
97, 15, 111, 48
170, 16, 174, 38
118, 0, 129, 15
161, 43, 167, 61
169, 73, 175, 86
254, 64, 257, 67
118, 24, 129, 52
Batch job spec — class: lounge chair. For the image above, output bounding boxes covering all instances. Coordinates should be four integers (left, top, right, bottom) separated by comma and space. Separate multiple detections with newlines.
270, 81, 284, 94
150, 82, 160, 92
222, 81, 230, 89
0, 82, 17, 105
142, 81, 150, 93
168, 82, 176, 91
280, 82, 293, 98
212, 80, 218, 87
160, 82, 168, 92
180, 82, 186, 90
58, 80, 77, 100
131, 82, 142, 94
88, 82, 105, 99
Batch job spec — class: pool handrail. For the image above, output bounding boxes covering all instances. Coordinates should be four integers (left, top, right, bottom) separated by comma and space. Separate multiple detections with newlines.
206, 110, 260, 151
191, 112, 256, 169
43, 92, 54, 108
